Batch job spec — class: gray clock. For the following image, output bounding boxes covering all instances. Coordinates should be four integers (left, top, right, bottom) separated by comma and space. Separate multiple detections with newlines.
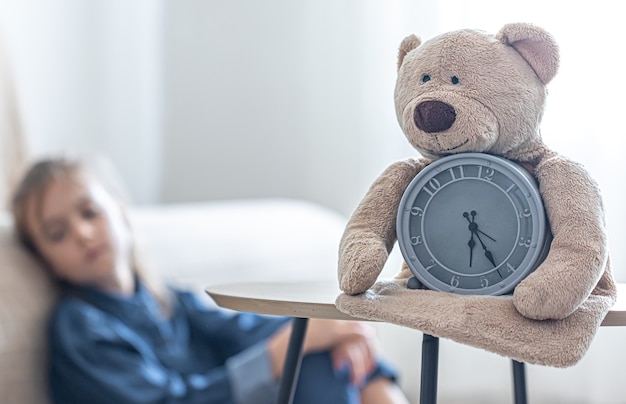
396, 153, 551, 295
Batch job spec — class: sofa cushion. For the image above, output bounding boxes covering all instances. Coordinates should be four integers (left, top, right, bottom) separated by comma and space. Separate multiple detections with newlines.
0, 212, 56, 404
132, 198, 347, 296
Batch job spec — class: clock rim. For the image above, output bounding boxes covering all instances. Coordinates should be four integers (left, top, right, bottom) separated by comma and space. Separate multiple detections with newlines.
396, 153, 550, 296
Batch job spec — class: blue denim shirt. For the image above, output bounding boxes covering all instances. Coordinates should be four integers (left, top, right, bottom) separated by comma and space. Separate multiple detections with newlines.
48, 281, 289, 404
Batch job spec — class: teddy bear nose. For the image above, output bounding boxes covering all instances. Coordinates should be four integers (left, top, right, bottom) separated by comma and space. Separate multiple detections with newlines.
413, 100, 456, 133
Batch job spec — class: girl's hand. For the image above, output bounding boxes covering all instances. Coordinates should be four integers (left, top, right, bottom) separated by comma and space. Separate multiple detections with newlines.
302, 319, 376, 353
267, 319, 378, 381
330, 333, 377, 386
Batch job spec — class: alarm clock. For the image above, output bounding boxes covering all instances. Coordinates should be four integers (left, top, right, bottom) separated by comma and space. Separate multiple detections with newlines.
396, 153, 551, 295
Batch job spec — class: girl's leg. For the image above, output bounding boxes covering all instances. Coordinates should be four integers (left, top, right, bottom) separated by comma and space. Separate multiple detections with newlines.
359, 358, 409, 404
360, 377, 410, 404
292, 352, 358, 404
292, 352, 408, 404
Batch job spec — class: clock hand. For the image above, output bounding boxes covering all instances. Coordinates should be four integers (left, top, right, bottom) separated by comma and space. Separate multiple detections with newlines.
463, 211, 496, 241
484, 249, 497, 268
464, 211, 499, 270
463, 212, 476, 267
476, 228, 496, 242
473, 231, 498, 268
463, 211, 474, 227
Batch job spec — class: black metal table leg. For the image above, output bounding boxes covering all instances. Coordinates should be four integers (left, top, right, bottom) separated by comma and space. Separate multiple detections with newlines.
276, 317, 309, 404
420, 334, 440, 404
512, 360, 527, 404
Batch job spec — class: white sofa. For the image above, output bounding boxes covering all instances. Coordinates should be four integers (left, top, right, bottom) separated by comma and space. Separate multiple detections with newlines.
0, 198, 349, 403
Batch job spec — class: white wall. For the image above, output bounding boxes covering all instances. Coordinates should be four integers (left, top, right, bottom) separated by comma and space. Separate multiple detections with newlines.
0, 0, 163, 203
159, 0, 436, 216
0, 0, 436, 215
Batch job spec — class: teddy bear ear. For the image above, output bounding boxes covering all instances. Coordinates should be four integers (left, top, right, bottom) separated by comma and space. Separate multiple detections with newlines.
397, 34, 422, 70
496, 23, 560, 85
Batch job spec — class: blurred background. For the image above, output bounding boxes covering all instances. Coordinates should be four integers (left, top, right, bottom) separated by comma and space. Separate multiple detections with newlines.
1, 0, 625, 402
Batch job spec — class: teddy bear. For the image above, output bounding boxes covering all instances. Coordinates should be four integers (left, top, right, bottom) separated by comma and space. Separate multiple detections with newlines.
335, 23, 617, 367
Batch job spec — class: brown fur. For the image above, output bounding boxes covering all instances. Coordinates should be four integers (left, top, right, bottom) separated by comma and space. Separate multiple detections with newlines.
336, 23, 616, 367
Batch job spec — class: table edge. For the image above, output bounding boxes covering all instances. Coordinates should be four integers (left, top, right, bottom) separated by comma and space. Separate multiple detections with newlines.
206, 282, 626, 326
208, 290, 360, 320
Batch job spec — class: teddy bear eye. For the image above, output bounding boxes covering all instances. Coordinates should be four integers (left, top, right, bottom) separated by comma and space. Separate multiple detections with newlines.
421, 75, 431, 83
451, 76, 460, 85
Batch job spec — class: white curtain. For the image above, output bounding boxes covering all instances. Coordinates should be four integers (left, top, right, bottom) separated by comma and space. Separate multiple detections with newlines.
0, 0, 164, 204
0, 33, 27, 209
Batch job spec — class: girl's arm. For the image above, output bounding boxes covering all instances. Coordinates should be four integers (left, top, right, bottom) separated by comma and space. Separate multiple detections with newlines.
49, 298, 284, 404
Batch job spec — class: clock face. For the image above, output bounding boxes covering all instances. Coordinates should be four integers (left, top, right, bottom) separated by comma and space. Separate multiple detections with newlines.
396, 153, 550, 295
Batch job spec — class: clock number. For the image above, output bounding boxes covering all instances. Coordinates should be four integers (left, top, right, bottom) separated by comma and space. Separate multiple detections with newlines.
448, 166, 465, 180
450, 275, 460, 288
506, 262, 516, 273
520, 208, 532, 218
480, 276, 489, 288
411, 207, 424, 216
424, 260, 436, 271
411, 235, 423, 245
478, 166, 495, 181
518, 237, 532, 248
423, 178, 441, 195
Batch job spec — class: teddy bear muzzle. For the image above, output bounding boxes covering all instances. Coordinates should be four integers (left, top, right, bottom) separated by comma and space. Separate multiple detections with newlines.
413, 100, 456, 133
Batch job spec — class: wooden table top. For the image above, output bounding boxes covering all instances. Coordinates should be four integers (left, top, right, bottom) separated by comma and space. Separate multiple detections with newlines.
206, 281, 626, 326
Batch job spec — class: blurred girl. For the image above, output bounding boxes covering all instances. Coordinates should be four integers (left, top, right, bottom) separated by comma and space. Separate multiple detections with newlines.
11, 156, 408, 404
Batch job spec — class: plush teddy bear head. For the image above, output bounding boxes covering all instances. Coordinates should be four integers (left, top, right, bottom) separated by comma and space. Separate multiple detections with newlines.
394, 23, 559, 162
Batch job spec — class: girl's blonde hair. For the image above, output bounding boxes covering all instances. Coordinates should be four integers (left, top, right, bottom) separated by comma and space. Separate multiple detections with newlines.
11, 155, 172, 313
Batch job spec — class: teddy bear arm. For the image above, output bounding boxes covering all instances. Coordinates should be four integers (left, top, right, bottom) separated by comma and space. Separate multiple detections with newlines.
338, 159, 426, 295
513, 156, 608, 320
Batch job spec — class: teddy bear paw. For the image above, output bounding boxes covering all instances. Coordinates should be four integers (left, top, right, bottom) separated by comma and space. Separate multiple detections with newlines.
513, 280, 579, 320
338, 235, 389, 295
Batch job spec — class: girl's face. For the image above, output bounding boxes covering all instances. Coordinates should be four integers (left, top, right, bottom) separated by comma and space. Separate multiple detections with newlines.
25, 174, 134, 292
